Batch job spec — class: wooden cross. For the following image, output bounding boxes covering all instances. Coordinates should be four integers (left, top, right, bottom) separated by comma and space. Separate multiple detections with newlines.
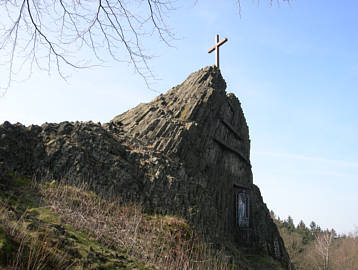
208, 34, 228, 69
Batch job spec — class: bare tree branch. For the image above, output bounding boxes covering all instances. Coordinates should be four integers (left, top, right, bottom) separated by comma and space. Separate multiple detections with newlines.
0, 0, 290, 93
0, 0, 177, 92
314, 230, 334, 270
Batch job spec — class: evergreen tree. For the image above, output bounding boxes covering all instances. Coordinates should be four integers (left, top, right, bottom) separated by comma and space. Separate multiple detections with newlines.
284, 216, 295, 232
297, 220, 307, 231
310, 221, 317, 232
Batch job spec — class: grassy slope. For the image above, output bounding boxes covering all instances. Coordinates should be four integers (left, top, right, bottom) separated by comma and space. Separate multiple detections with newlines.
0, 173, 285, 270
0, 174, 158, 269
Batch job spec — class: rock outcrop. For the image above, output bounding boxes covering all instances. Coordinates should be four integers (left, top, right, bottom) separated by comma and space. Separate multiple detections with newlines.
0, 66, 291, 269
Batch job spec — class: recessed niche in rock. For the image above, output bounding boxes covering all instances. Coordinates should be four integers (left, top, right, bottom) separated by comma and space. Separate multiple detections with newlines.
234, 185, 250, 228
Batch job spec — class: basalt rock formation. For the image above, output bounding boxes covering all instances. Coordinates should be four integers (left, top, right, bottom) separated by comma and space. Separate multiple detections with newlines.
0, 66, 292, 269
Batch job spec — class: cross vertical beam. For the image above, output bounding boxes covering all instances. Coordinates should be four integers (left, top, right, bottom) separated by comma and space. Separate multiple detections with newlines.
208, 34, 228, 69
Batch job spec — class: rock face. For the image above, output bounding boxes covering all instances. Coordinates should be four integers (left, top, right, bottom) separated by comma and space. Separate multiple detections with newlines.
0, 66, 291, 269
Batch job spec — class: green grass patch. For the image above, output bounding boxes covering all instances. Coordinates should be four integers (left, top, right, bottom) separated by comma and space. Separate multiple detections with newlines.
0, 225, 18, 266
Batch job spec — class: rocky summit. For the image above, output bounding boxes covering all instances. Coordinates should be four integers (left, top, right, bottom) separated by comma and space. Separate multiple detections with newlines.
0, 66, 292, 269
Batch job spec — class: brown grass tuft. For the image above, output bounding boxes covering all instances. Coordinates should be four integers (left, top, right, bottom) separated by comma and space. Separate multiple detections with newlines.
39, 181, 237, 270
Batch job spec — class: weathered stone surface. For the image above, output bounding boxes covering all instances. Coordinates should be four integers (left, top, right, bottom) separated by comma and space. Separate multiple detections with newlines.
0, 66, 291, 269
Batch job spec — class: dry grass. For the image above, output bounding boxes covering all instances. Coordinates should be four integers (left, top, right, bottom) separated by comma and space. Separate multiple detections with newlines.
0, 175, 239, 270
39, 181, 237, 270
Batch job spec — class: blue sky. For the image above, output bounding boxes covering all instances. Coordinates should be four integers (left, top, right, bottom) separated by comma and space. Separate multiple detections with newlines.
1, 0, 357, 234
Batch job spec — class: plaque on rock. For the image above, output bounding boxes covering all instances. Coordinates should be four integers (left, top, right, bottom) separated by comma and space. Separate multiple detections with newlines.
234, 187, 250, 228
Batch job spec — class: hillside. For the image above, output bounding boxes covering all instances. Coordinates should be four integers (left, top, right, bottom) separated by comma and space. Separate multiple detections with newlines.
0, 66, 292, 269
0, 173, 289, 269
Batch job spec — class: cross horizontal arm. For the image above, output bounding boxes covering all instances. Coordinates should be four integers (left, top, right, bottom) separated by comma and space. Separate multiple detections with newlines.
208, 46, 216, 53
217, 37, 228, 47
207, 37, 228, 53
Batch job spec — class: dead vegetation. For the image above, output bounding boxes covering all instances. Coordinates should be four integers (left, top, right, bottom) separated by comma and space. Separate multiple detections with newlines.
39, 181, 237, 270
0, 173, 240, 270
